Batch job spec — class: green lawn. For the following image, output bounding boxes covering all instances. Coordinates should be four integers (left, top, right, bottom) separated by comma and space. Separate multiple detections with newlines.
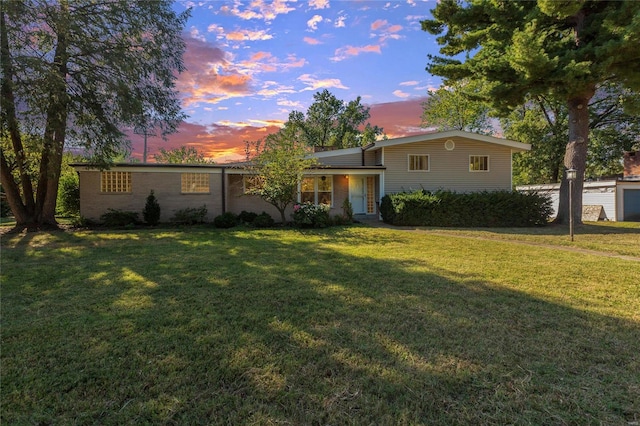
1, 224, 639, 424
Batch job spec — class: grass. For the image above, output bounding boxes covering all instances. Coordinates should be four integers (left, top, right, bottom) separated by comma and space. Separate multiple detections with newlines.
1, 223, 639, 424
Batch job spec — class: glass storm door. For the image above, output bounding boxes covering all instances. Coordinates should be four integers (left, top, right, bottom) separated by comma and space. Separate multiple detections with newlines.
350, 177, 367, 214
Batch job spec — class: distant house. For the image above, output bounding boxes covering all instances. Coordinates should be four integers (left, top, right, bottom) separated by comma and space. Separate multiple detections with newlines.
517, 150, 640, 222
73, 130, 530, 222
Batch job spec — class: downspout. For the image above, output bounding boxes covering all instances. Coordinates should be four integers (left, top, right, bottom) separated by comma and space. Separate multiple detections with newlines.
221, 167, 226, 214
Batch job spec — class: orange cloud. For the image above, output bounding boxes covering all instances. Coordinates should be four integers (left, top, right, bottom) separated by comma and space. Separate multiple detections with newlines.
128, 98, 429, 163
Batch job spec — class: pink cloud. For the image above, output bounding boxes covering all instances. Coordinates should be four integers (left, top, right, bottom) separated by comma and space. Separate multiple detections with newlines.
371, 19, 388, 31
331, 44, 381, 62
303, 36, 322, 45
177, 35, 259, 106
368, 97, 428, 138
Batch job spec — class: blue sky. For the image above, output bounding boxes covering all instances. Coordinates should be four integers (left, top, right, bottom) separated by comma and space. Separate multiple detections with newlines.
132, 0, 443, 162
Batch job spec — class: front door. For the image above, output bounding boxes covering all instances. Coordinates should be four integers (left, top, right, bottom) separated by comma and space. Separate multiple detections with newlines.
350, 177, 367, 214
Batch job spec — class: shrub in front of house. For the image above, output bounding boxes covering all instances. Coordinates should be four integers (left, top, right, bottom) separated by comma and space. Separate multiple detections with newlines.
214, 212, 239, 228
100, 209, 139, 227
143, 190, 161, 226
171, 205, 208, 225
238, 210, 258, 225
251, 212, 275, 228
56, 172, 80, 217
380, 190, 552, 227
292, 202, 331, 228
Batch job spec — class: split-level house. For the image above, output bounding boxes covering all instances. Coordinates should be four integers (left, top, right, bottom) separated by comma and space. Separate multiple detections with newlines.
73, 130, 531, 222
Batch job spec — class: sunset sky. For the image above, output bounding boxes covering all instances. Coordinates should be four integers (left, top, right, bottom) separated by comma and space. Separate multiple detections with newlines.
130, 0, 444, 163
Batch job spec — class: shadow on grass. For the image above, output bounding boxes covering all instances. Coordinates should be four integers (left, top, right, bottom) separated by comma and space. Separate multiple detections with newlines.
1, 228, 639, 425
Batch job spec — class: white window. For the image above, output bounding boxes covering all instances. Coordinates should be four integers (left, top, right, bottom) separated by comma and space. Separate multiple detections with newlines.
408, 154, 430, 171
181, 173, 209, 193
101, 171, 131, 193
469, 155, 489, 172
300, 176, 333, 206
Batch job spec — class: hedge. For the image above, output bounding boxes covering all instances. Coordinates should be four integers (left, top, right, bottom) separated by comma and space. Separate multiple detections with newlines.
380, 190, 552, 227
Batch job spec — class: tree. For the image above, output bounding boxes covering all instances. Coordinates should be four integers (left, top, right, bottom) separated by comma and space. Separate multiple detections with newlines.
289, 89, 384, 149
56, 153, 81, 217
153, 146, 214, 164
244, 124, 317, 224
143, 190, 161, 226
422, 0, 640, 224
0, 0, 189, 229
506, 84, 640, 185
421, 79, 494, 134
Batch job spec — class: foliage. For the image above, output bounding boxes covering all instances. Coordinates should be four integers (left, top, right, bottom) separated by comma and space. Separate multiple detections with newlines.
2, 226, 639, 424
0, 1, 189, 227
99, 209, 139, 227
153, 146, 214, 164
341, 198, 353, 223
213, 212, 239, 229
506, 85, 640, 185
170, 205, 207, 225
142, 190, 161, 226
380, 190, 552, 227
287, 89, 385, 149
237, 210, 259, 225
55, 172, 80, 217
245, 124, 318, 224
422, 0, 640, 224
251, 212, 275, 228
292, 202, 331, 228
421, 79, 494, 134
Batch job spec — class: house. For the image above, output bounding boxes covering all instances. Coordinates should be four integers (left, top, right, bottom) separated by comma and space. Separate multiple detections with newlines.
516, 151, 640, 222
73, 130, 530, 222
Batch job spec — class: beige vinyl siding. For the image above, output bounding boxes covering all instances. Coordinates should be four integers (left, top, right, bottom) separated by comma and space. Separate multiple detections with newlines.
363, 150, 377, 166
383, 137, 513, 194
317, 152, 361, 167
79, 170, 223, 222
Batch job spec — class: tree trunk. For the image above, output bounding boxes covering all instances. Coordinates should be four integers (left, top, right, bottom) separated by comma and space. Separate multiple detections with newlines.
34, 0, 70, 227
277, 206, 287, 224
1, 9, 37, 224
555, 91, 593, 225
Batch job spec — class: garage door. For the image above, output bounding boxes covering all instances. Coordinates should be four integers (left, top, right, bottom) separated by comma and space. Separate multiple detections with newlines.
623, 189, 640, 221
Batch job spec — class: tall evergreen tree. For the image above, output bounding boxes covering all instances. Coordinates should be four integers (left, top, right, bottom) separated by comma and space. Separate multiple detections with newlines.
423, 0, 640, 224
0, 0, 189, 229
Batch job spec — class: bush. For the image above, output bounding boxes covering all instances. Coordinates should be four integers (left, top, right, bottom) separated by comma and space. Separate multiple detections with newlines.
292, 202, 331, 228
251, 212, 275, 228
342, 198, 353, 223
171, 205, 207, 224
56, 173, 80, 217
143, 190, 161, 225
238, 210, 258, 224
380, 190, 552, 227
214, 212, 239, 228
100, 209, 139, 227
